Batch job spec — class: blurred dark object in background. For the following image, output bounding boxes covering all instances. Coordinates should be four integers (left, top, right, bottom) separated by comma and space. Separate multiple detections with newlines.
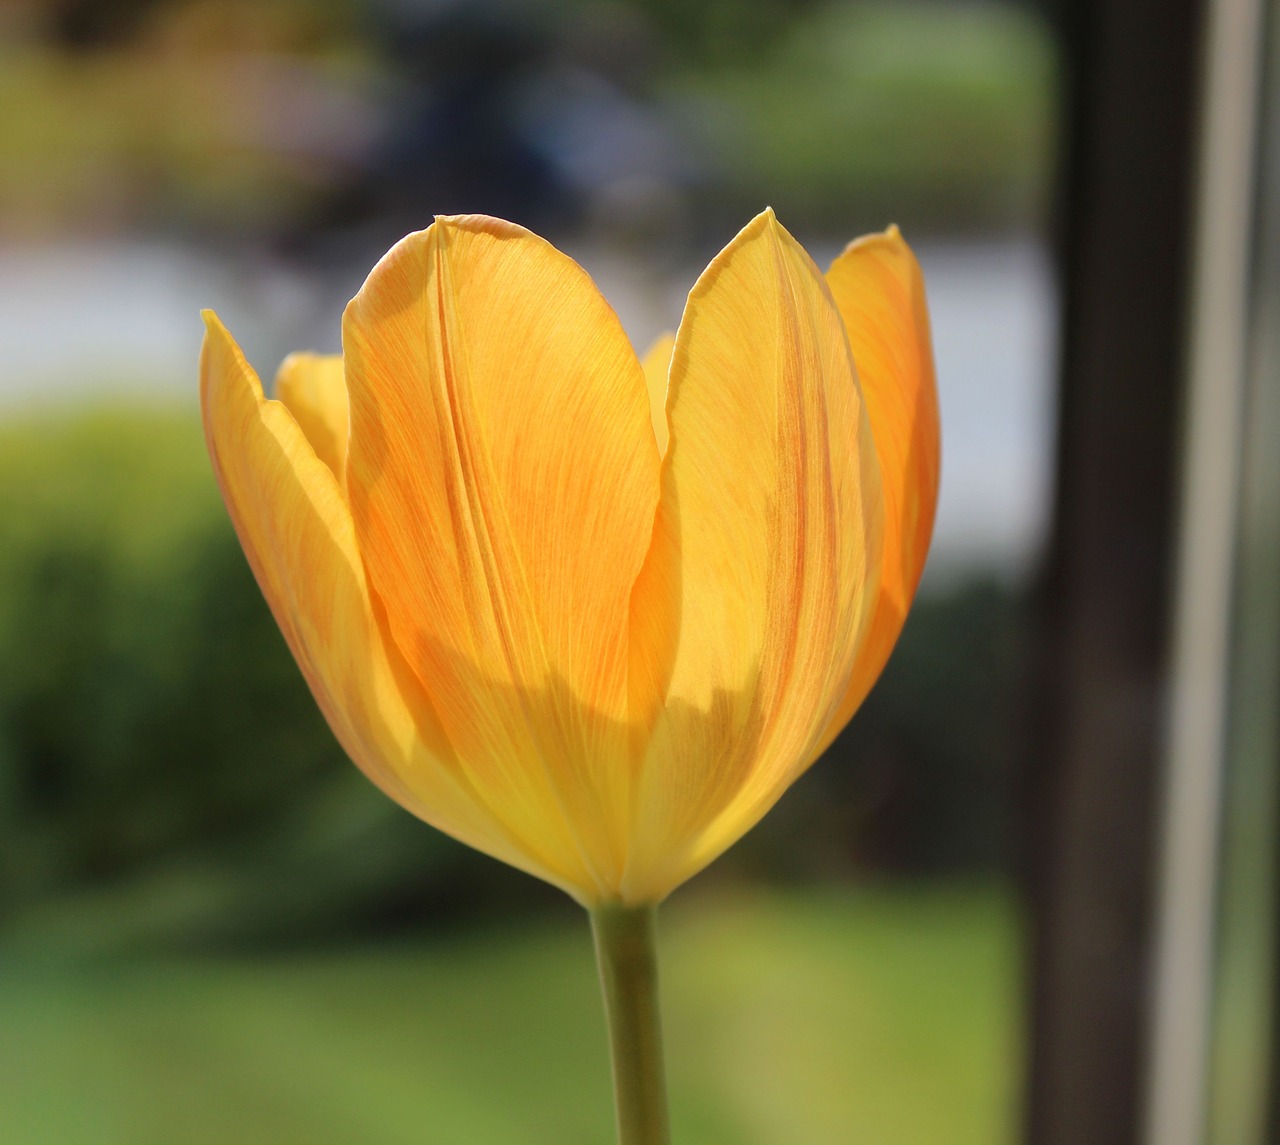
291, 0, 692, 258
1020, 0, 1280, 1143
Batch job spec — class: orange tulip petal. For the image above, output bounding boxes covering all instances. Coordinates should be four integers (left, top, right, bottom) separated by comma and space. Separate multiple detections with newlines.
624, 210, 884, 900
274, 352, 349, 486
341, 215, 663, 898
199, 311, 593, 898
640, 331, 675, 457
813, 226, 940, 756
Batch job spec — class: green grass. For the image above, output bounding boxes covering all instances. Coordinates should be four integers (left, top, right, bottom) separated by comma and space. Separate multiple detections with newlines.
0, 884, 1020, 1145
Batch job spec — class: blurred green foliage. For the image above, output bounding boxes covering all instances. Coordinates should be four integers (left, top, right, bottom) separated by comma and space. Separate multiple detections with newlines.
670, 0, 1056, 232
612, 0, 826, 65
0, 0, 366, 236
0, 408, 549, 953
0, 410, 299, 871
0, 410, 1020, 953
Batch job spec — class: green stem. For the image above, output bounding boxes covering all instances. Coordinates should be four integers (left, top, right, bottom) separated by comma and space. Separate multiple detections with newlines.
590, 903, 672, 1145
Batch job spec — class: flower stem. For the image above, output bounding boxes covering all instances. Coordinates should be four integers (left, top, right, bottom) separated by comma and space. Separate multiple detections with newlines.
590, 903, 672, 1145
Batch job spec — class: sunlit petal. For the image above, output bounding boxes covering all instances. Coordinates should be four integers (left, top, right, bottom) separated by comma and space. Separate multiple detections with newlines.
341, 215, 663, 897
624, 209, 884, 901
640, 331, 675, 457
274, 352, 349, 486
813, 226, 940, 756
199, 311, 589, 898
202, 211, 936, 908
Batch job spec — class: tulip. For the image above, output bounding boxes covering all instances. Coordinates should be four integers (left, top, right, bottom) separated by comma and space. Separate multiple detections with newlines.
200, 209, 938, 1144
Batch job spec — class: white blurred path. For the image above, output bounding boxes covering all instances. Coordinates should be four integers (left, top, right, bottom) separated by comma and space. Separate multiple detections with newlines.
0, 236, 1056, 577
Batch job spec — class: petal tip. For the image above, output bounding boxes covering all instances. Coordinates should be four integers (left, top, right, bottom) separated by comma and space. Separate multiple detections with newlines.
432, 212, 529, 243
833, 223, 917, 268
198, 309, 266, 411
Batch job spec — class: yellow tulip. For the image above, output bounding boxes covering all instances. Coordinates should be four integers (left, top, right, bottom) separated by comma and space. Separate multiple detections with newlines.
199, 209, 938, 909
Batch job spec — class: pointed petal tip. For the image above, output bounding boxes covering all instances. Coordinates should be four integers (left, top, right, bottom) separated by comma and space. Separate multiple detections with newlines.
727, 206, 786, 247
837, 224, 915, 264
758, 205, 785, 238
200, 308, 228, 338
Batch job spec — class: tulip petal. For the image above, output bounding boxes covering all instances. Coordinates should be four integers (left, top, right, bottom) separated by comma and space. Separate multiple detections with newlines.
200, 311, 594, 898
813, 226, 940, 756
274, 352, 349, 486
341, 215, 663, 897
640, 332, 675, 457
624, 209, 884, 900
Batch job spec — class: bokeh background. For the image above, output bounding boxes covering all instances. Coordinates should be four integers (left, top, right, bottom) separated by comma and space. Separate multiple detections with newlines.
6, 0, 1255, 1142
